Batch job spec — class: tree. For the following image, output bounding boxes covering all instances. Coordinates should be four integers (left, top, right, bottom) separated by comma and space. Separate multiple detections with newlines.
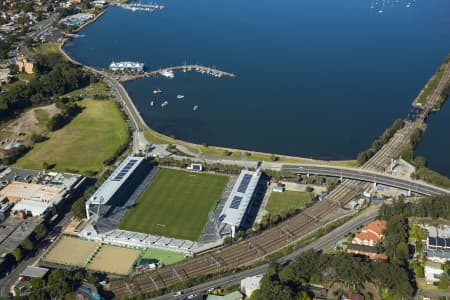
34, 224, 47, 241
439, 272, 449, 289
295, 291, 312, 300
42, 161, 49, 170
21, 238, 35, 251
11, 248, 22, 262
71, 198, 86, 220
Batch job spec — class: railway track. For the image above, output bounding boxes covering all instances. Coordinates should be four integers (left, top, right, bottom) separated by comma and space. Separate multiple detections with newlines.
108, 63, 450, 297
109, 131, 415, 298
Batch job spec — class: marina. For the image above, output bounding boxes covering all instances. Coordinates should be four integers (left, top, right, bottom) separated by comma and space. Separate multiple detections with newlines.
115, 65, 236, 82
118, 3, 164, 12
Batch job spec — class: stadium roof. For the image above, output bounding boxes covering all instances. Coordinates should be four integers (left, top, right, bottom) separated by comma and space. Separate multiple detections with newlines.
87, 156, 145, 205
219, 169, 261, 228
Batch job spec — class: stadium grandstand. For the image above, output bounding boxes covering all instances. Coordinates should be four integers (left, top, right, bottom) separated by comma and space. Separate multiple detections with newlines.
85, 155, 146, 221
219, 169, 262, 237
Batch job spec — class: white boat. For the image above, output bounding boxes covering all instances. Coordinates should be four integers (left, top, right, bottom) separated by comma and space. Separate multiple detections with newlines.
150, 101, 154, 107
176, 94, 185, 100
193, 105, 198, 111
160, 69, 175, 79
153, 89, 162, 94
161, 101, 168, 107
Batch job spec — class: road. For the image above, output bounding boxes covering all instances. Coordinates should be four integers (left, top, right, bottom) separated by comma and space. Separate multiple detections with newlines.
153, 206, 378, 300
281, 164, 450, 196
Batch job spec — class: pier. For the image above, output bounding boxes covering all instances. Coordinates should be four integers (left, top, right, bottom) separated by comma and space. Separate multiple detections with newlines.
114, 65, 237, 82
118, 3, 164, 12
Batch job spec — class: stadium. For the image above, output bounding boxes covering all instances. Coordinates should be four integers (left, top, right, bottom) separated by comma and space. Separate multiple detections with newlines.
63, 155, 265, 272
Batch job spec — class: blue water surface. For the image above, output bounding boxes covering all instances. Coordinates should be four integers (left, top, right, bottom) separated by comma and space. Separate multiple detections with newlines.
64, 0, 450, 172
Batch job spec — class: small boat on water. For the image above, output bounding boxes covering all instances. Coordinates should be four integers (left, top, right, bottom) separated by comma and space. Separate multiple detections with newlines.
153, 88, 162, 94
160, 69, 175, 79
193, 105, 198, 111
161, 101, 168, 108
150, 101, 154, 107
176, 94, 185, 100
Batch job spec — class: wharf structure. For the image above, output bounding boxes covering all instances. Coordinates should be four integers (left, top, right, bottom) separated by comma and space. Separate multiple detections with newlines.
118, 3, 164, 12
109, 61, 144, 72
115, 64, 236, 82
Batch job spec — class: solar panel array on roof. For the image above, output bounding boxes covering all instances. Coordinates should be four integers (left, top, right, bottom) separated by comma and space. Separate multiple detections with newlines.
230, 196, 242, 209
237, 174, 252, 193
113, 159, 137, 181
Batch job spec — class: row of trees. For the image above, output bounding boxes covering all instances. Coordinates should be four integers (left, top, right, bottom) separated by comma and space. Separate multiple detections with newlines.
400, 128, 450, 188
11, 223, 47, 262
47, 102, 83, 131
378, 195, 450, 220
23, 269, 104, 300
357, 119, 405, 166
251, 251, 413, 300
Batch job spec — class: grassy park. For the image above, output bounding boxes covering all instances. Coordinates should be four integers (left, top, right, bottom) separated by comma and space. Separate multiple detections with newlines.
266, 190, 313, 216
15, 99, 129, 175
140, 248, 185, 266
119, 168, 228, 241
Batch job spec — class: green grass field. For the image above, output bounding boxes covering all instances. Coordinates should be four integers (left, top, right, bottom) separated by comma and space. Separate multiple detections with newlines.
266, 190, 312, 215
140, 248, 185, 266
15, 99, 129, 175
119, 168, 228, 241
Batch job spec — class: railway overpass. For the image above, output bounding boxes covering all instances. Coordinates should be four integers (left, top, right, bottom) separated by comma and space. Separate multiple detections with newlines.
281, 164, 450, 196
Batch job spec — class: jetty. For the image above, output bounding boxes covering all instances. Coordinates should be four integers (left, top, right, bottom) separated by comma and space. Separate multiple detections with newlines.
114, 65, 237, 82
118, 3, 164, 12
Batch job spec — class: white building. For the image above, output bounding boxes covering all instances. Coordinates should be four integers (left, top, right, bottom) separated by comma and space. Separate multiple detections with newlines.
85, 156, 145, 219
219, 169, 261, 237
425, 261, 444, 285
240, 275, 263, 298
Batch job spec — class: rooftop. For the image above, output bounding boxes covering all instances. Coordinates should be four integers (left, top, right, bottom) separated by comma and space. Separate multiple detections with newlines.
20, 266, 49, 278
365, 220, 387, 236
87, 156, 145, 206
219, 169, 261, 228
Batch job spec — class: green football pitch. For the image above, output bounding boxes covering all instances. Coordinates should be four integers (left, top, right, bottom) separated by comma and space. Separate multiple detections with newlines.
119, 168, 228, 241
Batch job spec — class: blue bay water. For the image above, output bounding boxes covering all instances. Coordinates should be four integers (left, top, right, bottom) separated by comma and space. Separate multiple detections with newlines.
64, 0, 450, 172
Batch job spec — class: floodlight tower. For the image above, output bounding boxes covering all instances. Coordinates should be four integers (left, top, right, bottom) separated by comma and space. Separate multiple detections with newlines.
241, 152, 248, 170
209, 211, 221, 240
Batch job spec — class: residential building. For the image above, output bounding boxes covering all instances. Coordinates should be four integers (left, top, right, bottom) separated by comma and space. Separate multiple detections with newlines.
341, 292, 365, 300
352, 220, 386, 246
346, 220, 387, 260
0, 68, 10, 85
346, 244, 388, 260
241, 274, 263, 298
427, 236, 450, 251
425, 261, 444, 285
16, 56, 34, 74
